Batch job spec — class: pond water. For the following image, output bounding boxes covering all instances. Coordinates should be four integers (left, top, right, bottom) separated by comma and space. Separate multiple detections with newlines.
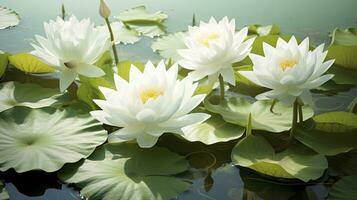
1, 0, 357, 199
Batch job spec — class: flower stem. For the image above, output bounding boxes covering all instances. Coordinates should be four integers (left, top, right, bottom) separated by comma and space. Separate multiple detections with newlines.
298, 103, 303, 124
61, 3, 66, 20
104, 17, 119, 65
219, 75, 225, 103
289, 99, 299, 142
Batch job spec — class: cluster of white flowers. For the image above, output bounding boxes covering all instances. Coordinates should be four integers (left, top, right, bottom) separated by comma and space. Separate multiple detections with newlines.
31, 14, 333, 148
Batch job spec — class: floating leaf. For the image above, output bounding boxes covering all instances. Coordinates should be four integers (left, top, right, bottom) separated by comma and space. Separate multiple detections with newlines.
9, 53, 55, 73
327, 65, 357, 86
77, 51, 115, 109
0, 81, 64, 113
330, 28, 357, 46
231, 135, 327, 182
248, 24, 280, 36
328, 174, 357, 200
151, 32, 186, 61
117, 60, 144, 81
204, 95, 314, 133
98, 22, 141, 45
0, 52, 9, 77
59, 143, 190, 200
116, 6, 167, 38
182, 113, 245, 145
296, 112, 357, 156
328, 150, 357, 176
327, 28, 357, 70
0, 180, 8, 200
0, 6, 20, 29
0, 107, 107, 173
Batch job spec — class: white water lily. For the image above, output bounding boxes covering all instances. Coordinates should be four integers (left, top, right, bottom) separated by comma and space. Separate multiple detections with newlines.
240, 36, 334, 105
177, 17, 254, 85
31, 15, 111, 92
91, 60, 210, 148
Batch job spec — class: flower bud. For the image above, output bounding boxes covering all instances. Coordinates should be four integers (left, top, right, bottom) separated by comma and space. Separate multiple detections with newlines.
99, 0, 111, 18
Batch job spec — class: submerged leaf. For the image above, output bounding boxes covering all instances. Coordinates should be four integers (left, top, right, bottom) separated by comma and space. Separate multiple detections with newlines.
151, 32, 187, 61
59, 143, 190, 200
204, 95, 313, 133
231, 135, 327, 182
0, 6, 20, 29
0, 81, 65, 113
182, 113, 245, 144
0, 107, 107, 173
295, 112, 357, 156
328, 174, 357, 200
9, 53, 55, 73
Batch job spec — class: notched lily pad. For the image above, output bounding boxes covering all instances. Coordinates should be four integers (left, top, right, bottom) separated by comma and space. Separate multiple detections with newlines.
151, 32, 186, 61
115, 6, 167, 38
231, 135, 328, 182
0, 52, 9, 77
0, 6, 20, 29
296, 112, 357, 156
0, 107, 107, 173
59, 143, 190, 200
9, 53, 55, 73
204, 94, 314, 133
0, 81, 65, 112
182, 113, 245, 145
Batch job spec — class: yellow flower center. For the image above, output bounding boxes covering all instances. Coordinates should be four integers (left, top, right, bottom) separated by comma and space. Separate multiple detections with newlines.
279, 59, 298, 71
140, 89, 163, 104
202, 33, 219, 47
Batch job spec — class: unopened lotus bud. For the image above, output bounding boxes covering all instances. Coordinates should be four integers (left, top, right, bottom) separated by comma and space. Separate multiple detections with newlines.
99, 0, 111, 18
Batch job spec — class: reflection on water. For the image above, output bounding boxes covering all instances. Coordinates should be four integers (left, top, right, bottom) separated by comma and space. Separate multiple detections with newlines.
1, 0, 357, 199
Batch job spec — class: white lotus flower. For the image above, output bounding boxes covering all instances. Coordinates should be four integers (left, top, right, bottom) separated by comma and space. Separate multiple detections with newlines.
240, 36, 334, 105
91, 60, 210, 148
177, 17, 254, 85
31, 16, 111, 92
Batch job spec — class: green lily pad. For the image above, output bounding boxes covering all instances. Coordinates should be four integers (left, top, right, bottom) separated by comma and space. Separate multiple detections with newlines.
59, 143, 190, 200
9, 53, 55, 73
0, 81, 64, 113
0, 6, 20, 29
248, 24, 280, 36
116, 6, 167, 38
0, 107, 107, 173
295, 112, 357, 156
0, 52, 9, 77
182, 114, 245, 145
327, 65, 357, 86
231, 135, 328, 182
151, 32, 186, 61
328, 174, 357, 200
117, 60, 145, 81
204, 95, 314, 133
0, 181, 8, 200
77, 52, 115, 109
327, 28, 357, 70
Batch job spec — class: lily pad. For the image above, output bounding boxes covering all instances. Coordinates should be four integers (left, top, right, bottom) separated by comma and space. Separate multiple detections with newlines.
0, 107, 107, 173
231, 135, 328, 182
0, 181, 8, 200
115, 6, 167, 38
248, 24, 280, 36
0, 81, 64, 112
151, 32, 186, 61
98, 22, 141, 45
59, 143, 190, 200
77, 52, 115, 109
0, 6, 20, 29
204, 95, 314, 133
117, 60, 145, 81
9, 53, 55, 73
0, 52, 9, 77
182, 113, 245, 145
295, 112, 357, 156
328, 174, 357, 200
327, 28, 357, 70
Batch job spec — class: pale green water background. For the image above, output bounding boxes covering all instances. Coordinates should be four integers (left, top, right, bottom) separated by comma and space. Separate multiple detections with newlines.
1, 0, 357, 199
